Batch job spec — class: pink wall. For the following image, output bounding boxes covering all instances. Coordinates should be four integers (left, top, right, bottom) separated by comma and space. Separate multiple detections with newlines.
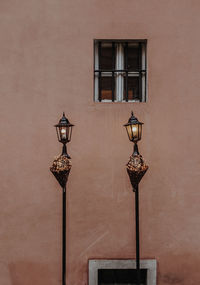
0, 0, 200, 284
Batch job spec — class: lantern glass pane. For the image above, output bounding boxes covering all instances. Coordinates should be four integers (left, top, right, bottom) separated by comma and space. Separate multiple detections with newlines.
126, 124, 142, 142
126, 125, 133, 141
138, 124, 142, 141
68, 126, 73, 142
56, 126, 61, 142
131, 124, 139, 141
59, 126, 70, 142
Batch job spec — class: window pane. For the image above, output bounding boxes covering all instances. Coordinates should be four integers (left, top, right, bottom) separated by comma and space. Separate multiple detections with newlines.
127, 44, 140, 71
99, 44, 115, 70
123, 76, 139, 101
101, 77, 114, 100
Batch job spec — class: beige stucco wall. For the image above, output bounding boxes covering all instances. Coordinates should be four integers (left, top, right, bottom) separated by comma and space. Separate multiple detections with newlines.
0, 0, 200, 284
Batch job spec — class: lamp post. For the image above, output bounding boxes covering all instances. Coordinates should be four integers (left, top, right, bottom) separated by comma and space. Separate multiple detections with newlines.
124, 111, 148, 285
50, 112, 74, 285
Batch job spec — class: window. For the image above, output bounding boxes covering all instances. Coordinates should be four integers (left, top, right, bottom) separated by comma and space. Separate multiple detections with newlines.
89, 259, 157, 285
94, 40, 147, 102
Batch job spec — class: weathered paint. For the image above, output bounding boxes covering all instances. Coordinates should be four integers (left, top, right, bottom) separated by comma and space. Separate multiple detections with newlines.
0, 0, 199, 284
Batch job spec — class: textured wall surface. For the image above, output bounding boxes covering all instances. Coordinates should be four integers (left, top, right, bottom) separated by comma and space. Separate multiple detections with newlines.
0, 0, 200, 284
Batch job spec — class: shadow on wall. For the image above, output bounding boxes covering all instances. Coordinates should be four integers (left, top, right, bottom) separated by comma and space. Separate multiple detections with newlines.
161, 274, 183, 284
7, 261, 57, 285
158, 253, 200, 285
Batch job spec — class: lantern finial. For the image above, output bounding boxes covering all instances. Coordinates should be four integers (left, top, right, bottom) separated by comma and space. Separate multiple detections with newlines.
131, 110, 134, 116
63, 112, 65, 117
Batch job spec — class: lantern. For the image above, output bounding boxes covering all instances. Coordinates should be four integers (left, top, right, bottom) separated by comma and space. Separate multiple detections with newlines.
55, 113, 74, 158
124, 111, 143, 143
55, 113, 74, 144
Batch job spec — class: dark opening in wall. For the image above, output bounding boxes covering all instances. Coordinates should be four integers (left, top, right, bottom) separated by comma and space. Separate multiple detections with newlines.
98, 269, 147, 285
89, 259, 156, 285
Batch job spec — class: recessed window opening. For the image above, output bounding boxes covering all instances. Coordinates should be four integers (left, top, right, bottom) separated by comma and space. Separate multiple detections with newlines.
94, 40, 147, 103
89, 260, 156, 285
98, 269, 147, 285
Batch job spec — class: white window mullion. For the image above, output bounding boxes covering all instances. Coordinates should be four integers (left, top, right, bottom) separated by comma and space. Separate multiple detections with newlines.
94, 42, 99, 101
116, 43, 124, 102
141, 43, 146, 102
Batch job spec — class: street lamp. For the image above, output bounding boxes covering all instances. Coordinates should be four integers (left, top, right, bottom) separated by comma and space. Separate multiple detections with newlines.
50, 112, 74, 285
124, 111, 148, 285
55, 112, 74, 158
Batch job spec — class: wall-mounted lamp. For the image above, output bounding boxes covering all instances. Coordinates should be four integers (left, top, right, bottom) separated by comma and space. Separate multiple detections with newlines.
50, 112, 74, 285
124, 111, 148, 285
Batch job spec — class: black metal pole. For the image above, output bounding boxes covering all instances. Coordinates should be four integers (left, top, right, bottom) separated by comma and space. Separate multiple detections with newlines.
62, 186, 66, 285
135, 184, 141, 285
62, 144, 71, 159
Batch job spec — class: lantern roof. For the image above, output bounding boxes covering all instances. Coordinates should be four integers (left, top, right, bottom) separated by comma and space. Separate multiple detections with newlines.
55, 112, 74, 127
124, 111, 143, 126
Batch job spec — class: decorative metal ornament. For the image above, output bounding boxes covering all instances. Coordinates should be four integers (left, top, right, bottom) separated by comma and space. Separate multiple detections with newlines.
50, 154, 71, 188
127, 153, 148, 191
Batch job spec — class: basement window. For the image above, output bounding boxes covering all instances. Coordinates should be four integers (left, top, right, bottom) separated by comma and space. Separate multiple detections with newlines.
94, 40, 147, 102
89, 259, 156, 285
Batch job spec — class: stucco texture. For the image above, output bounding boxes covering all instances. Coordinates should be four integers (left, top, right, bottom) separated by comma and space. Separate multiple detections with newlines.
0, 0, 200, 284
